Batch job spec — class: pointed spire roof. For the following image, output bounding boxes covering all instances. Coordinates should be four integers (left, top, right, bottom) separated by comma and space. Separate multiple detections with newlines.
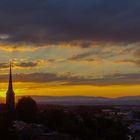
6, 61, 15, 110
8, 61, 13, 91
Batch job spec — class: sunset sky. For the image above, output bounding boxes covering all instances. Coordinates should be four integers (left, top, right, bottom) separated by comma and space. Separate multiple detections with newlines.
0, 0, 140, 99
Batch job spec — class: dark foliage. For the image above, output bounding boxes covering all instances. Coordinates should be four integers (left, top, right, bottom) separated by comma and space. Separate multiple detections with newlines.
37, 106, 128, 140
16, 97, 38, 122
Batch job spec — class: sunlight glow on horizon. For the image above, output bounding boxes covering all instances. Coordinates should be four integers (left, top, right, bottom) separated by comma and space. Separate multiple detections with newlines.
0, 82, 140, 101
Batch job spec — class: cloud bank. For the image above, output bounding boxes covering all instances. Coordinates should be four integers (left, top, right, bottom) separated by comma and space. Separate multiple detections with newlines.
0, 72, 139, 86
0, 0, 140, 44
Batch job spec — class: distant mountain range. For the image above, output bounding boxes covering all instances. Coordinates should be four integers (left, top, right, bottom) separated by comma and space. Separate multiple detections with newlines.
31, 96, 140, 105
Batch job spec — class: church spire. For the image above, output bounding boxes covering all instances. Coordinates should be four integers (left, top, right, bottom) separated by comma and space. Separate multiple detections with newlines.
6, 61, 15, 110
8, 61, 13, 91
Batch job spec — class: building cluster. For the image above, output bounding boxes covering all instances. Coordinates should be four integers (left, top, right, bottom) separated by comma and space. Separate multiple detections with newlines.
102, 106, 140, 140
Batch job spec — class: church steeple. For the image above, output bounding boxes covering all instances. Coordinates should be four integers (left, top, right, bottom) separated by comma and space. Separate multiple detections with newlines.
6, 62, 15, 110
8, 62, 13, 91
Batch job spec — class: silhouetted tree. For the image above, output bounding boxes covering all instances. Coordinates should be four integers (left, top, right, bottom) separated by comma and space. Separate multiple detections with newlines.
16, 97, 38, 122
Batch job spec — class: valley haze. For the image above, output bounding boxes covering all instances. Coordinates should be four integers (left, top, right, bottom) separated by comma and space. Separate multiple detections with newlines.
31, 96, 140, 105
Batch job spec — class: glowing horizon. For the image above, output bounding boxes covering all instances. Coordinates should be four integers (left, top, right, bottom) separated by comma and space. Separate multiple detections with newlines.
0, 82, 140, 98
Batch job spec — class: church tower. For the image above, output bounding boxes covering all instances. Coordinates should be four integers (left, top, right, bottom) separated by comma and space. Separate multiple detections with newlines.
6, 62, 15, 110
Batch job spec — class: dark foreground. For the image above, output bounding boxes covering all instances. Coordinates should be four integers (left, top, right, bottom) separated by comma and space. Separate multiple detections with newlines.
0, 97, 140, 140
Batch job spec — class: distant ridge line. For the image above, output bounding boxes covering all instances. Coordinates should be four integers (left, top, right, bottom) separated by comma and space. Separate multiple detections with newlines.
29, 95, 140, 105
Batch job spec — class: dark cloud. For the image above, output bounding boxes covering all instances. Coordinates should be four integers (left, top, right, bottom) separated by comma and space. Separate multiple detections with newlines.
64, 73, 140, 86
68, 48, 115, 61
69, 51, 94, 60
16, 62, 38, 68
116, 59, 140, 66
0, 72, 139, 86
0, 0, 140, 44
0, 63, 9, 69
0, 61, 38, 70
